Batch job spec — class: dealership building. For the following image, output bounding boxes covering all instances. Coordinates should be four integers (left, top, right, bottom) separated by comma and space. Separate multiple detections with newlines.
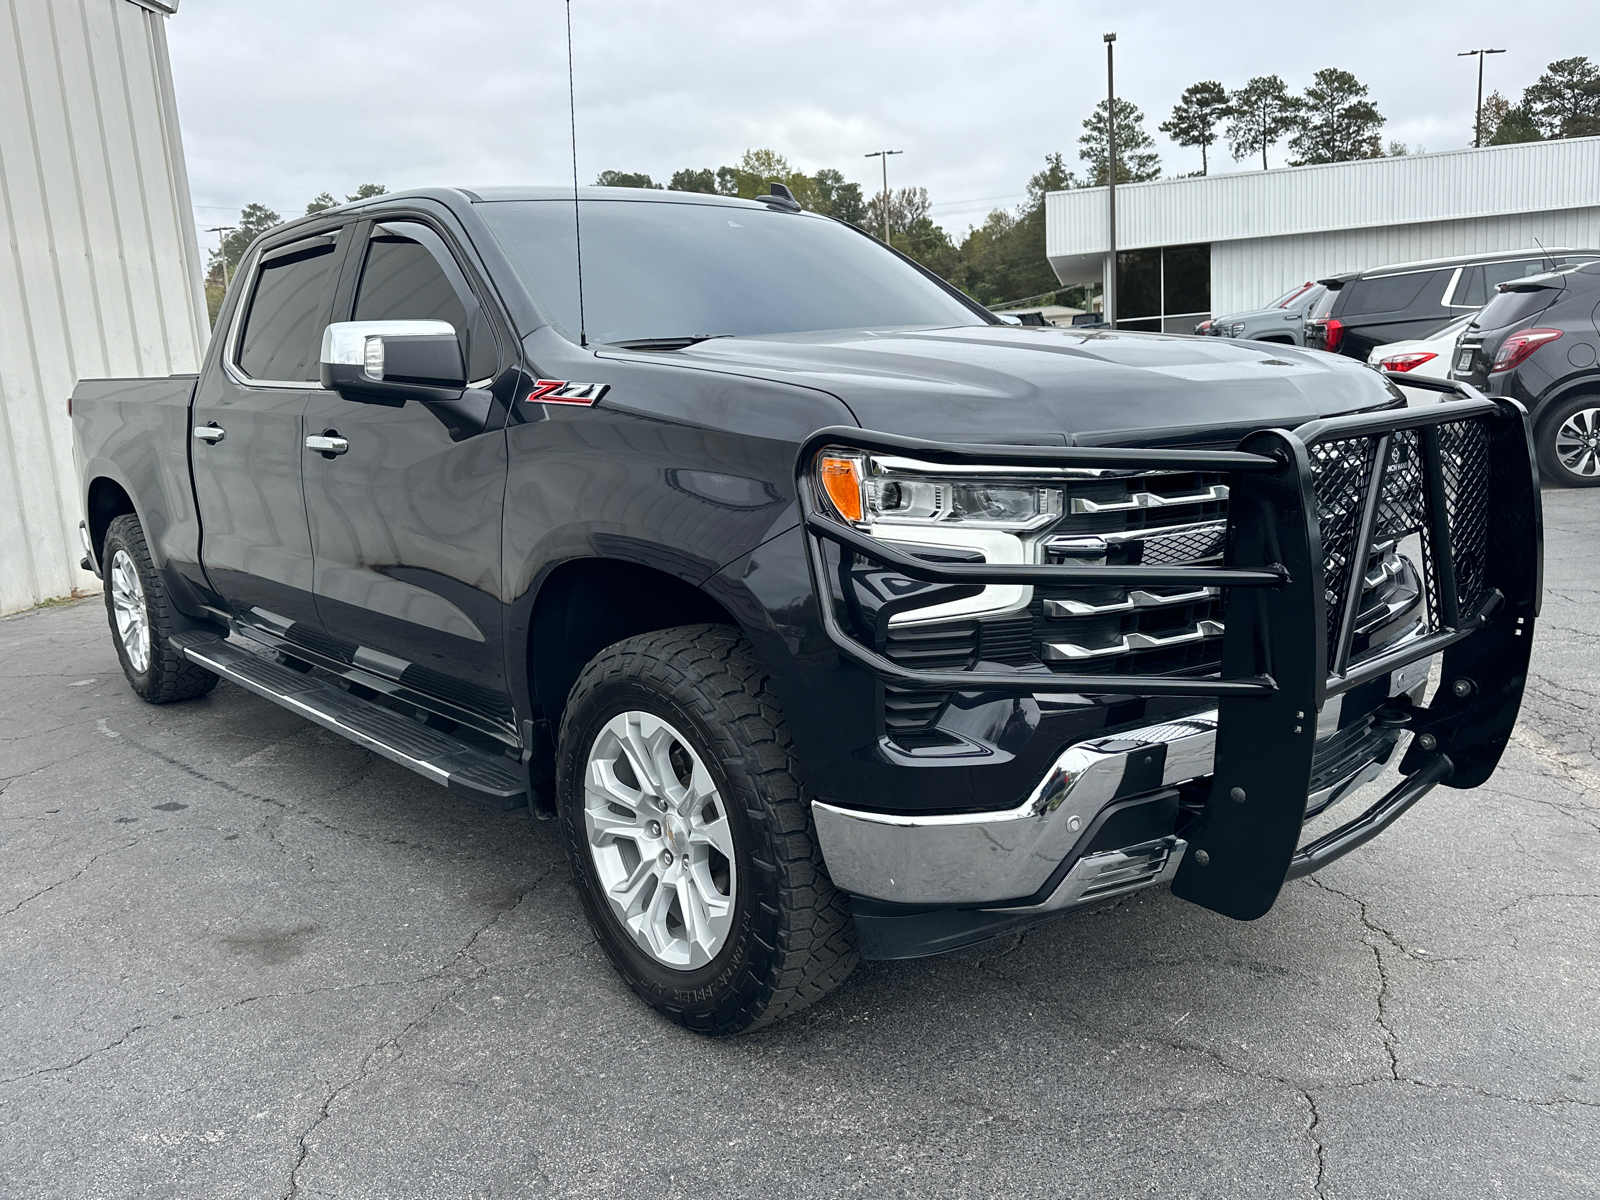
1044, 136, 1600, 332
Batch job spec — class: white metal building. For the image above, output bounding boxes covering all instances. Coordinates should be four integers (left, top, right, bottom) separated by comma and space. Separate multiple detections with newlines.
0, 0, 205, 615
1045, 137, 1600, 332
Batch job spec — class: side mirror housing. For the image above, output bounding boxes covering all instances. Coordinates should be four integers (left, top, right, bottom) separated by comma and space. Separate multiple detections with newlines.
320, 320, 466, 401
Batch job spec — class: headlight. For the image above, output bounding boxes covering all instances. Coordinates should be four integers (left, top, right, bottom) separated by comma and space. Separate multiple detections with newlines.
815, 451, 1064, 531
1224, 322, 1246, 338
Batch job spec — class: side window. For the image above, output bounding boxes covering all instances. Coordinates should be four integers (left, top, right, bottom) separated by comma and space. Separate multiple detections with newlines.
236, 241, 338, 382
352, 223, 498, 382
1454, 266, 1487, 308
1349, 269, 1449, 316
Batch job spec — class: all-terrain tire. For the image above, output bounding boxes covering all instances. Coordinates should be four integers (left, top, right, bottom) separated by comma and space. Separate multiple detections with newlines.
557, 623, 858, 1035
102, 514, 219, 703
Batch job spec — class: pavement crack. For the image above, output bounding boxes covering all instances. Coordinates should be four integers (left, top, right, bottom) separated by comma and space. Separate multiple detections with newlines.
0, 1023, 147, 1086
1306, 877, 1403, 1080
0, 840, 139, 919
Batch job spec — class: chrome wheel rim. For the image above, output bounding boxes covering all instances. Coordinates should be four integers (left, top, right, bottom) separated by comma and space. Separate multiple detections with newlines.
1555, 407, 1600, 478
110, 549, 150, 673
583, 711, 738, 970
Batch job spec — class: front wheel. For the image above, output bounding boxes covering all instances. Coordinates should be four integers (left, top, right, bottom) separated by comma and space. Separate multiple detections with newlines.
1536, 395, 1600, 487
557, 624, 857, 1035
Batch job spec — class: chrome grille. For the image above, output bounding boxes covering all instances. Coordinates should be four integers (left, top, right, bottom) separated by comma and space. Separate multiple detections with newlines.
1038, 471, 1231, 675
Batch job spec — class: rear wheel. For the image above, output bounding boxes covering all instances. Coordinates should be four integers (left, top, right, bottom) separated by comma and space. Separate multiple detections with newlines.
557, 624, 857, 1035
102, 514, 219, 703
1537, 395, 1600, 487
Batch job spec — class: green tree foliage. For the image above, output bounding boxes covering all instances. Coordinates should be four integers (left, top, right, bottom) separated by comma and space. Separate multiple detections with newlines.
1289, 68, 1384, 164
864, 186, 931, 240
668, 168, 716, 193
812, 168, 866, 226
1489, 104, 1542, 145
346, 183, 388, 201
1226, 75, 1303, 170
305, 192, 338, 214
1160, 81, 1230, 175
952, 154, 1082, 308
595, 170, 663, 189
1079, 98, 1162, 185
1522, 56, 1600, 139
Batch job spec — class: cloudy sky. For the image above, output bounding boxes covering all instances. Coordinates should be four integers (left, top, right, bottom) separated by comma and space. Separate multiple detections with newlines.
169, 0, 1598, 247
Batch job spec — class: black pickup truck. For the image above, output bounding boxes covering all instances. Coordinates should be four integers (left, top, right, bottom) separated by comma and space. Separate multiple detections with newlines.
71, 186, 1541, 1035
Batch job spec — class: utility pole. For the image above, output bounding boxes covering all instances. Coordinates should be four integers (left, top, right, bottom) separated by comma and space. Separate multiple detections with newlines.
1458, 48, 1506, 147
864, 149, 902, 244
1104, 32, 1118, 328
206, 225, 236, 288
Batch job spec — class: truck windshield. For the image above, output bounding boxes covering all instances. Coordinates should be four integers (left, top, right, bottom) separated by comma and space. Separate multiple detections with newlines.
476, 198, 987, 346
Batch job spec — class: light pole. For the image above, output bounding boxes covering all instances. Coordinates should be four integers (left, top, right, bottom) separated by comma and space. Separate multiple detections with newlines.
1104, 32, 1117, 327
1458, 48, 1506, 147
864, 149, 902, 244
206, 225, 236, 288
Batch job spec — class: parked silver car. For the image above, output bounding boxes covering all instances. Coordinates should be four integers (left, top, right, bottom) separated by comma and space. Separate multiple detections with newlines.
1198, 281, 1325, 345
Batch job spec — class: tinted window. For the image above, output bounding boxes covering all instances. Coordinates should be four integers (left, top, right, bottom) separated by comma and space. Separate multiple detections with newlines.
1459, 259, 1554, 307
1162, 243, 1209, 315
476, 199, 982, 344
1473, 285, 1559, 332
237, 242, 336, 381
1347, 269, 1449, 316
1116, 249, 1161, 321
353, 228, 497, 380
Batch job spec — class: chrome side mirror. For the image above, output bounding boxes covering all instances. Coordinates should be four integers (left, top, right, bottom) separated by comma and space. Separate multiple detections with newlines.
319, 320, 465, 401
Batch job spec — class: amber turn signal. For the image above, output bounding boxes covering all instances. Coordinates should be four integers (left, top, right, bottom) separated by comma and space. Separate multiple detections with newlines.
818, 455, 864, 522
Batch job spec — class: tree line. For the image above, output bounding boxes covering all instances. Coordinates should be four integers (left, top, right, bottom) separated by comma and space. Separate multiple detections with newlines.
1477, 57, 1600, 143
199, 54, 1596, 324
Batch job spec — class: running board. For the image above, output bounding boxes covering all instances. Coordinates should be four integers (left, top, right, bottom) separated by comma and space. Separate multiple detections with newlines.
170, 633, 527, 809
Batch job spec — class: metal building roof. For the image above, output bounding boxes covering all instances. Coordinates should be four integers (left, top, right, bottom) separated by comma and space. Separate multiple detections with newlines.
1046, 136, 1600, 284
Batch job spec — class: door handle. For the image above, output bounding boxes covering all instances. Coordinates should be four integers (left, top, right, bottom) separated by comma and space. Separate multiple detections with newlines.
193, 424, 225, 443
305, 433, 350, 457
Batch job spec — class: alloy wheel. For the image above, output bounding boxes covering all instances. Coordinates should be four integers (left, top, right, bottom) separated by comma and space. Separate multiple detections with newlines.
110, 549, 151, 673
1554, 406, 1600, 478
582, 710, 738, 970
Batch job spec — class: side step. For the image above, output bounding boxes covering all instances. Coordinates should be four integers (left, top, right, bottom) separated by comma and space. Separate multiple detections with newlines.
171, 633, 527, 810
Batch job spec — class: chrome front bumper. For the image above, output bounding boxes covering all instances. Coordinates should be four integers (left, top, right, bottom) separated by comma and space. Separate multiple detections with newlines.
814, 663, 1427, 910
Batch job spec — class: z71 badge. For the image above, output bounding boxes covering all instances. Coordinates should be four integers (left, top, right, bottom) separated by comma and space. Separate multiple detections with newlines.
525, 380, 608, 406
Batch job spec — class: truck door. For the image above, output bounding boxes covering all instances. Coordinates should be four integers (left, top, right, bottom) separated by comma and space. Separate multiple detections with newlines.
302, 219, 514, 730
192, 232, 342, 635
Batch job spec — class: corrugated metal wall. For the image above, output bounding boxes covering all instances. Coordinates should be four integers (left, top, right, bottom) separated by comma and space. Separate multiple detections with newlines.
1212, 205, 1600, 316
0, 0, 205, 615
1048, 137, 1600, 262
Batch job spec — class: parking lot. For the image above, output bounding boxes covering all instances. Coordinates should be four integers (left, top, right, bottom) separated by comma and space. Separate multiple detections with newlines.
0, 488, 1594, 1199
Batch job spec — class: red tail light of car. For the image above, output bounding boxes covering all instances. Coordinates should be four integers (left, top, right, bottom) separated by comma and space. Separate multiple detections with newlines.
1379, 351, 1437, 373
1491, 328, 1563, 373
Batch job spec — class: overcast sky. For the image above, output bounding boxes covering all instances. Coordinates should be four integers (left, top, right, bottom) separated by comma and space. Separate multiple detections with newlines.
169, 0, 1598, 249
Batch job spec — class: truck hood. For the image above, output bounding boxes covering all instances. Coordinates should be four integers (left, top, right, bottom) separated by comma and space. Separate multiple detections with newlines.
621, 325, 1399, 446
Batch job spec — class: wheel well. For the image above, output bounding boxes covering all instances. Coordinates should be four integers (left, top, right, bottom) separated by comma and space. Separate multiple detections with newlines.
528, 558, 737, 729
86, 478, 136, 563
1253, 334, 1295, 345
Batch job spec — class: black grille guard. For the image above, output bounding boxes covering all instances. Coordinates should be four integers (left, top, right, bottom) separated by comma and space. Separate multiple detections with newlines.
796, 379, 1542, 920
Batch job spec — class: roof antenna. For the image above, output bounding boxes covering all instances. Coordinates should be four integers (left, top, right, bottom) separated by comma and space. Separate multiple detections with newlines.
1533, 236, 1554, 272
565, 0, 588, 348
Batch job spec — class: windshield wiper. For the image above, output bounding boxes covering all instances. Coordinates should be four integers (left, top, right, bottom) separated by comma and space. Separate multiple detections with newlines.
608, 335, 731, 352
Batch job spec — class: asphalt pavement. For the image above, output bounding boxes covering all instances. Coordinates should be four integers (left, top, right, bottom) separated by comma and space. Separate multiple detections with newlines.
2, 489, 1597, 1200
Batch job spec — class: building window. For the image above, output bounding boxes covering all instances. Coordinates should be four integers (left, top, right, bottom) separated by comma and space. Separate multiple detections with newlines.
1116, 242, 1210, 333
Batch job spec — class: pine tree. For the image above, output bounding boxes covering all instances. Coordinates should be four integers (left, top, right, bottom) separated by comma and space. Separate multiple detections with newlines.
1160, 81, 1230, 175
1289, 68, 1385, 164
1079, 98, 1162, 185
1523, 57, 1600, 139
1226, 76, 1303, 170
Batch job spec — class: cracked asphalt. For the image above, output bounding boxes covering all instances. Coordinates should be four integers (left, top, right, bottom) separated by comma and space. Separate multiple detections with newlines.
2, 489, 1597, 1199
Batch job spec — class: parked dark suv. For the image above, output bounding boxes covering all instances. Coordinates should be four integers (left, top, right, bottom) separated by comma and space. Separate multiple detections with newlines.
1306, 248, 1600, 361
1452, 260, 1600, 486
